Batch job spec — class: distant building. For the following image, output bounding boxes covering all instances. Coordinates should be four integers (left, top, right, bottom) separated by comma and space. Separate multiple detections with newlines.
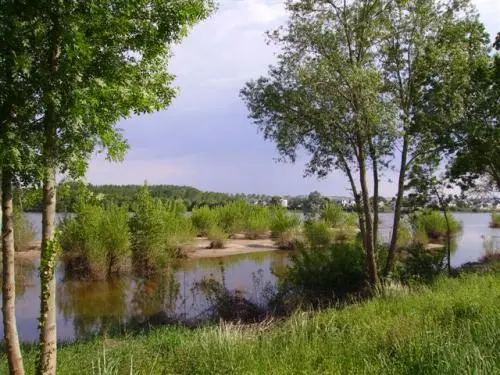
280, 199, 288, 208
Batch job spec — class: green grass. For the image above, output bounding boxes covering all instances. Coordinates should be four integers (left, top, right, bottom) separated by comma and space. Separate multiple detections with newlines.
4, 273, 499, 374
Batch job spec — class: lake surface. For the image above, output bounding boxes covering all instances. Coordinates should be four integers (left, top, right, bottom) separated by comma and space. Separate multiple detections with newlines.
1, 212, 498, 342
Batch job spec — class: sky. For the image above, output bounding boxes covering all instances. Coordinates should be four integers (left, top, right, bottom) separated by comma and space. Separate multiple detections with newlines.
85, 0, 500, 197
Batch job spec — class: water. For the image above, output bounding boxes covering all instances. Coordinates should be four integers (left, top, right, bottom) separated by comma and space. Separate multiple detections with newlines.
1, 212, 498, 342
378, 212, 500, 267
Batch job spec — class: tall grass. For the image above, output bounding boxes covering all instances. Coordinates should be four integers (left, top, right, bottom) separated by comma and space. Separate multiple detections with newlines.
129, 187, 194, 275
13, 210, 36, 251
412, 209, 462, 241
59, 203, 130, 279
490, 212, 500, 228
6, 273, 498, 374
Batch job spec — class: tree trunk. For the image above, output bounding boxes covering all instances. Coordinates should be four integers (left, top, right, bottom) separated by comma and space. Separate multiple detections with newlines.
369, 142, 379, 251
1, 169, 25, 375
37, 166, 57, 375
358, 151, 378, 288
383, 136, 409, 278
37, 9, 61, 375
443, 209, 451, 275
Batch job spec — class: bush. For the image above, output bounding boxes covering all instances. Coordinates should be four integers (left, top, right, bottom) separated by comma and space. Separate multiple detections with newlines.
13, 210, 36, 251
215, 200, 248, 235
396, 219, 413, 248
279, 242, 365, 305
191, 206, 217, 236
244, 206, 271, 239
207, 226, 228, 249
303, 220, 333, 249
397, 243, 446, 283
490, 212, 500, 228
59, 203, 130, 279
320, 203, 357, 227
411, 210, 462, 241
270, 209, 301, 249
129, 186, 195, 276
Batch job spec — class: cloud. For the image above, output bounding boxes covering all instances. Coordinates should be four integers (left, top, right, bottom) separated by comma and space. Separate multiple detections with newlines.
86, 0, 500, 197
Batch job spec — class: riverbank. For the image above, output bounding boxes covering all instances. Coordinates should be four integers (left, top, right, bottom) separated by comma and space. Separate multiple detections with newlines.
2, 271, 498, 374
14, 237, 280, 261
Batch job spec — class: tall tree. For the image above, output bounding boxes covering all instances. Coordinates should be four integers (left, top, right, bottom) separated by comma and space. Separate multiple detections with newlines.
0, 1, 40, 373
379, 0, 490, 277
24, 2, 215, 373
242, 0, 394, 287
241, 0, 489, 286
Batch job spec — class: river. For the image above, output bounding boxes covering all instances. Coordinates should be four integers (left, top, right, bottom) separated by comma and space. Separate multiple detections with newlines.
0, 212, 498, 342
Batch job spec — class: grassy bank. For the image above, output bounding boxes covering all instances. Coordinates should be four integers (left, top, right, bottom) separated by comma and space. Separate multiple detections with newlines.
2, 273, 499, 374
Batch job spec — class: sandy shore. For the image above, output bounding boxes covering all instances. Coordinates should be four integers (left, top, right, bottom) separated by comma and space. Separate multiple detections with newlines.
13, 238, 279, 261
189, 237, 278, 258
12, 239, 445, 261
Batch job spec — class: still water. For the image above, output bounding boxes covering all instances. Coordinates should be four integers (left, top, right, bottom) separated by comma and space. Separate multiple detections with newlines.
1, 212, 498, 342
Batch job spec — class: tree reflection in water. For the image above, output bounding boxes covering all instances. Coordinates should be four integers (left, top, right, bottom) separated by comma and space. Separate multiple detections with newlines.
57, 279, 128, 338
129, 266, 180, 326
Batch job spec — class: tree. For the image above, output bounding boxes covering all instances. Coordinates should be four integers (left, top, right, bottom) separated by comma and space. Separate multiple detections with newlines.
445, 46, 499, 190
302, 191, 324, 220
0, 2, 40, 373
11, 2, 215, 373
241, 0, 488, 287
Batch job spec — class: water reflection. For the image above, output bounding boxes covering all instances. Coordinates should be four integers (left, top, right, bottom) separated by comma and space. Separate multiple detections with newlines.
57, 279, 128, 338
1, 251, 283, 342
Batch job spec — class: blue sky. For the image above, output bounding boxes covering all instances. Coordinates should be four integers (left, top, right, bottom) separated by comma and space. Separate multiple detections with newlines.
86, 0, 500, 197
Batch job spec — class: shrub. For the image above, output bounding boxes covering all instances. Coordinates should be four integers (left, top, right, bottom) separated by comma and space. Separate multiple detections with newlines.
129, 186, 195, 276
397, 243, 446, 283
215, 200, 249, 235
244, 206, 271, 239
396, 219, 413, 249
279, 242, 365, 305
320, 203, 345, 227
490, 212, 500, 228
13, 210, 36, 251
207, 226, 228, 249
59, 203, 130, 279
303, 220, 333, 249
270, 209, 301, 249
191, 206, 217, 236
411, 210, 462, 241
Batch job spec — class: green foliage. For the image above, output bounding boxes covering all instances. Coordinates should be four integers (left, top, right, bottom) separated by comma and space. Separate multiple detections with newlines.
397, 244, 447, 284
12, 210, 36, 252
215, 199, 248, 236
412, 210, 462, 240
270, 209, 301, 249
303, 220, 333, 249
243, 206, 271, 239
320, 203, 345, 227
191, 206, 218, 236
301, 192, 324, 219
129, 187, 194, 275
59, 204, 130, 279
396, 219, 413, 249
490, 212, 500, 228
207, 226, 228, 249
280, 242, 366, 305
